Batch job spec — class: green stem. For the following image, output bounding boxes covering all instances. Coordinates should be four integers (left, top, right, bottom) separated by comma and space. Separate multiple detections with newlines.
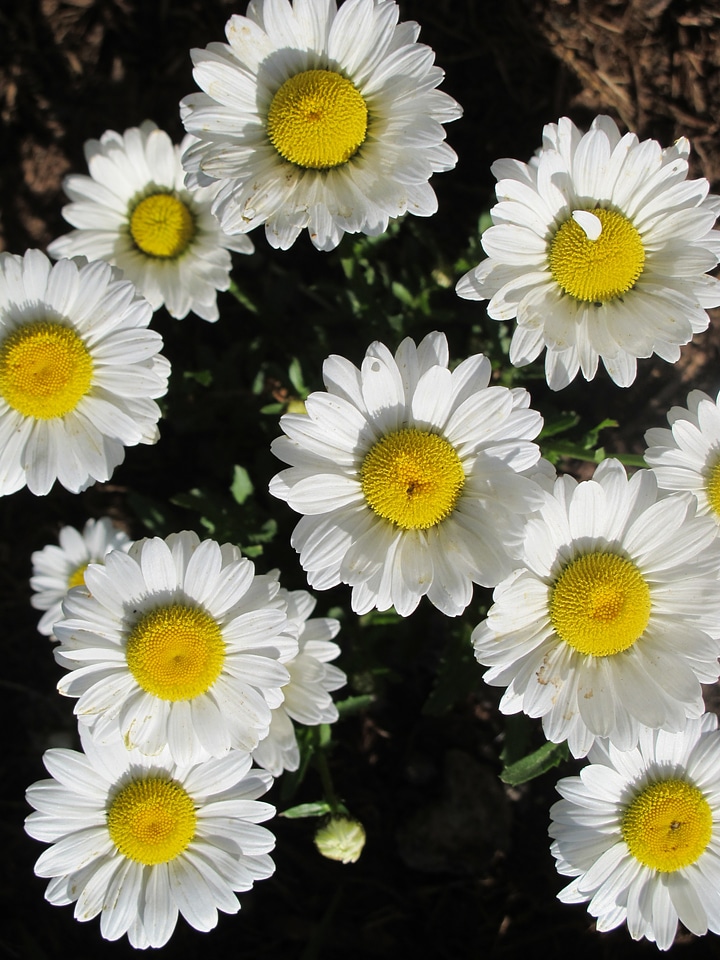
227, 278, 258, 313
313, 746, 343, 815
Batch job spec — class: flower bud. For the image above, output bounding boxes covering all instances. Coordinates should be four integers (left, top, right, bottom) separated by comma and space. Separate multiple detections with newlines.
314, 815, 366, 864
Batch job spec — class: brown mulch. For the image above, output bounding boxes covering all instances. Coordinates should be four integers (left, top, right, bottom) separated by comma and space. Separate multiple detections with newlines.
531, 0, 720, 185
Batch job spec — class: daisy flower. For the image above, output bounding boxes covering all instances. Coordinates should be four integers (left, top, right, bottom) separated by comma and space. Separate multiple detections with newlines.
30, 517, 132, 638
252, 588, 345, 776
48, 120, 254, 321
0, 249, 170, 496
53, 530, 299, 765
456, 115, 720, 390
179, 0, 462, 251
550, 714, 720, 950
472, 458, 720, 758
25, 727, 275, 949
644, 388, 720, 533
269, 330, 547, 617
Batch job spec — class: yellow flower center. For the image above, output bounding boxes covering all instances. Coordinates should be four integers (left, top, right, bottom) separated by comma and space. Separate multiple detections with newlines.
125, 603, 225, 701
549, 208, 645, 303
107, 776, 197, 865
129, 193, 195, 259
622, 779, 712, 872
705, 455, 720, 518
67, 563, 89, 590
549, 552, 651, 656
0, 321, 93, 419
361, 428, 465, 530
267, 69, 368, 170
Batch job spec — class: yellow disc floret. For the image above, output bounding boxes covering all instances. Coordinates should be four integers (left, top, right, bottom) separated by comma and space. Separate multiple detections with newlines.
107, 776, 197, 865
130, 193, 195, 259
622, 779, 712, 872
267, 69, 368, 170
67, 563, 89, 590
550, 552, 651, 656
126, 603, 225, 701
0, 321, 93, 419
549, 207, 645, 303
361, 428, 465, 530
705, 455, 720, 518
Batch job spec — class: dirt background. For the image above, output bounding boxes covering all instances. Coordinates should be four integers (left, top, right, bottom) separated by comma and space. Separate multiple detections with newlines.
2, 1, 720, 959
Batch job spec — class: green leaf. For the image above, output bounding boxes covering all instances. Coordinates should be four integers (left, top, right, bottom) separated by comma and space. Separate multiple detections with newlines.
227, 278, 259, 313
183, 368, 213, 387
500, 739, 570, 785
288, 357, 310, 398
230, 464, 254, 505
538, 411, 580, 439
280, 801, 333, 819
391, 280, 415, 307
583, 417, 618, 449
126, 491, 172, 535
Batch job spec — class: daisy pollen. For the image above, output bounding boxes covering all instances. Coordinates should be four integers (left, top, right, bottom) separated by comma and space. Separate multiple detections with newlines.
267, 69, 368, 169
360, 428, 466, 529
456, 115, 720, 390
180, 0, 462, 251
129, 193, 196, 259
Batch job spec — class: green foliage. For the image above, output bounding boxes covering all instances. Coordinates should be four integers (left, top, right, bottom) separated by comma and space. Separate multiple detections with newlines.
500, 739, 570, 786
499, 713, 570, 785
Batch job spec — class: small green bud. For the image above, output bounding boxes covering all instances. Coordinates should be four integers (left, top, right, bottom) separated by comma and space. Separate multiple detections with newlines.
313, 815, 366, 864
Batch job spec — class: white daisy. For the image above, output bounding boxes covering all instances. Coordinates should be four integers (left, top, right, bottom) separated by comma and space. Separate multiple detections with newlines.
269, 330, 547, 617
47, 120, 254, 321
472, 458, 720, 758
550, 714, 720, 951
25, 727, 276, 949
179, 0, 462, 251
0, 249, 170, 496
30, 517, 132, 638
456, 115, 720, 390
644, 388, 720, 533
53, 530, 299, 765
252, 587, 345, 776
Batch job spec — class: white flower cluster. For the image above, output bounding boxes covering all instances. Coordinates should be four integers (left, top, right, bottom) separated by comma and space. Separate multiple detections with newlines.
268, 330, 720, 952
26, 527, 345, 948
6, 0, 720, 953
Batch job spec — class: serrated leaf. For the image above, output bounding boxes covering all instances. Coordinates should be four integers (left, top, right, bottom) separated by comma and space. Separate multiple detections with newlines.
500, 739, 569, 785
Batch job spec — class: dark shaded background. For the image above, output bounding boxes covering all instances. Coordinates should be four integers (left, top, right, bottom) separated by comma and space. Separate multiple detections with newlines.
2, 1, 720, 958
